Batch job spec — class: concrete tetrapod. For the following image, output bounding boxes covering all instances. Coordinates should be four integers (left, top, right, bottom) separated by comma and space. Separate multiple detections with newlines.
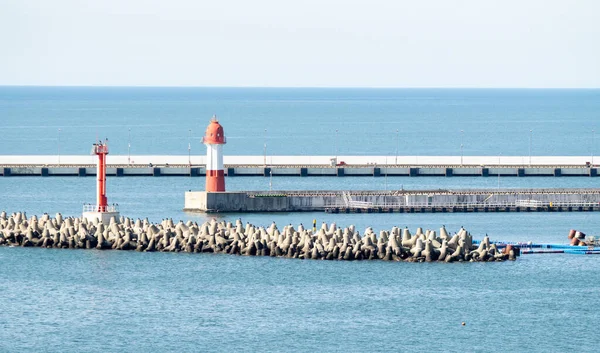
0, 211, 518, 263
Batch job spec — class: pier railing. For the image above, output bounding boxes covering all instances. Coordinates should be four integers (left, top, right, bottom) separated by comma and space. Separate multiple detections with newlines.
342, 191, 375, 208
82, 204, 119, 213
281, 188, 600, 196
333, 200, 600, 209
0, 163, 594, 169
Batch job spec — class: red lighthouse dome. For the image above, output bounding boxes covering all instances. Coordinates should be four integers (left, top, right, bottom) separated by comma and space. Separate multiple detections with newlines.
202, 116, 226, 145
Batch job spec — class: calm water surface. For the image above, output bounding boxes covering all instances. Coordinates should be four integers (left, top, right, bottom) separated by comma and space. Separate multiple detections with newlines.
1, 87, 600, 156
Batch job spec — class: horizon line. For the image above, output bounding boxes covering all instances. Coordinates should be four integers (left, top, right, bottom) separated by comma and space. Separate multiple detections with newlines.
0, 84, 599, 90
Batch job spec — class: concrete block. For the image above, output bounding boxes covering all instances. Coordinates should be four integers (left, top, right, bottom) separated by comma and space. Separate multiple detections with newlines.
82, 211, 120, 225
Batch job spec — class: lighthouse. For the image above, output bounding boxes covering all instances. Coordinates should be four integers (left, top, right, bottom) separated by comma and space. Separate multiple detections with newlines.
82, 139, 120, 224
202, 116, 226, 192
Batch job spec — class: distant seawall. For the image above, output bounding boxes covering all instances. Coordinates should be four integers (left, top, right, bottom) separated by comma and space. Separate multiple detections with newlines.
184, 188, 600, 213
1, 155, 598, 177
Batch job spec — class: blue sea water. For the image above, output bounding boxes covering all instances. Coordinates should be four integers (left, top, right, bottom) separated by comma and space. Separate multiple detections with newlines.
1, 86, 600, 156
1, 87, 600, 352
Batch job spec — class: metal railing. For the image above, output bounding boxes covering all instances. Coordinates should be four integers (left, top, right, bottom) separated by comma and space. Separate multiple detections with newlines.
342, 191, 351, 207
0, 162, 598, 169
82, 204, 119, 212
348, 201, 374, 209
341, 191, 374, 208
329, 200, 600, 209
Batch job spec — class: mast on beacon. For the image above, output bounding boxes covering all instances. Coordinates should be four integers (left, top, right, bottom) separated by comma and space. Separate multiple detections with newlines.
82, 139, 120, 223
202, 116, 226, 192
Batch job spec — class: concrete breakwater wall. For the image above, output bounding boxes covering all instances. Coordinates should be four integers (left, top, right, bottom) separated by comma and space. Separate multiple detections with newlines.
0, 211, 517, 262
0, 165, 598, 177
1, 155, 599, 177
184, 189, 600, 213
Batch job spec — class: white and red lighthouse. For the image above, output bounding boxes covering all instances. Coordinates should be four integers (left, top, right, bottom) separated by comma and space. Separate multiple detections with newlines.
202, 116, 226, 192
83, 139, 120, 223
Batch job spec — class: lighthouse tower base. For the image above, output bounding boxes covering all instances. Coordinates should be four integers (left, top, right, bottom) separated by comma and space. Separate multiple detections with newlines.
82, 205, 120, 224
83, 211, 120, 224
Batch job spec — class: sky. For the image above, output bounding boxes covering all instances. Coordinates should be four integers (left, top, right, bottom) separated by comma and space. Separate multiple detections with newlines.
1, 0, 599, 88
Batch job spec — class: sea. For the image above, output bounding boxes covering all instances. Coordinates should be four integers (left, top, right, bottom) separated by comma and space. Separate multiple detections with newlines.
1, 87, 600, 352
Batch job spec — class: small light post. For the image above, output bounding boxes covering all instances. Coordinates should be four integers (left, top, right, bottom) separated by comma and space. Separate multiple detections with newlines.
498, 152, 501, 189
263, 129, 267, 167
58, 128, 61, 166
187, 129, 192, 166
385, 156, 388, 191
460, 130, 464, 165
335, 129, 339, 162
395, 129, 399, 165
592, 129, 595, 166
127, 128, 131, 165
529, 129, 532, 166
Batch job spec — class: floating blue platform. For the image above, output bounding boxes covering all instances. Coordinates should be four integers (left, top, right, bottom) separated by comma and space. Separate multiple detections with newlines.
479, 240, 600, 254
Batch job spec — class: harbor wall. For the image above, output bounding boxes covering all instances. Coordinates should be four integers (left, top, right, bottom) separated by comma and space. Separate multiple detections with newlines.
2, 155, 598, 177
1, 165, 598, 177
1, 155, 599, 166
184, 189, 600, 213
184, 192, 340, 212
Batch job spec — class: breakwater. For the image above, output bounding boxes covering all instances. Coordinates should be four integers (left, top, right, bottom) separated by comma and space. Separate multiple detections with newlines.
0, 211, 517, 262
1, 165, 598, 177
1, 155, 598, 177
185, 188, 600, 213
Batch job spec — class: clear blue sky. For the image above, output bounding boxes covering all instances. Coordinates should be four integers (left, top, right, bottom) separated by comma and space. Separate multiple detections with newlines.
1, 0, 598, 87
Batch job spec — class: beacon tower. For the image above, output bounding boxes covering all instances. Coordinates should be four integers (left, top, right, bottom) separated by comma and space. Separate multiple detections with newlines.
203, 116, 226, 192
83, 139, 120, 223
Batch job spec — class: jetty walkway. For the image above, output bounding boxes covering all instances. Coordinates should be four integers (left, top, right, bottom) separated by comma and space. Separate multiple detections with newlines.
184, 188, 600, 213
1, 155, 599, 177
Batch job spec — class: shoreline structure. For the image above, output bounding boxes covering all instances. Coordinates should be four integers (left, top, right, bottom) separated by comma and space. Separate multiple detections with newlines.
0, 211, 518, 263
185, 188, 600, 213
0, 155, 598, 177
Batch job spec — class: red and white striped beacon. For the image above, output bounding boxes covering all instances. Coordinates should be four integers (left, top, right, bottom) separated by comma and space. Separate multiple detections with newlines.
202, 116, 226, 192
83, 139, 120, 223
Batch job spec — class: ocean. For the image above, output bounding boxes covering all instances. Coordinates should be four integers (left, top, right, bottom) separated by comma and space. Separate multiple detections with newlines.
2, 87, 600, 157
1, 87, 600, 352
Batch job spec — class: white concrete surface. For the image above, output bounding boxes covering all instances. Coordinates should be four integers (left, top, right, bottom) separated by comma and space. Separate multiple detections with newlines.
82, 211, 120, 224
0, 155, 596, 166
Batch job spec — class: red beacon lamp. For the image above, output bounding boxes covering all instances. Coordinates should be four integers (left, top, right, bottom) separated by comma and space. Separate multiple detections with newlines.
82, 139, 120, 224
